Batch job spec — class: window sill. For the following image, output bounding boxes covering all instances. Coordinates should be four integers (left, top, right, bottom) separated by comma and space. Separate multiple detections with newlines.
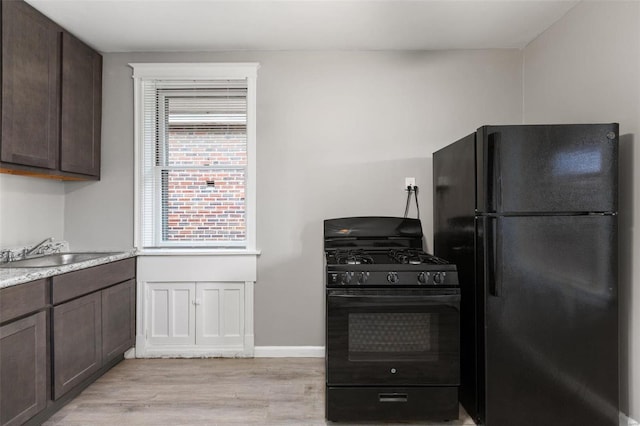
137, 248, 261, 256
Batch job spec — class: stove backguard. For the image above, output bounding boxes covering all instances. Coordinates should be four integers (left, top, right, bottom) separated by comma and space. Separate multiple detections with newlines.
324, 217, 424, 250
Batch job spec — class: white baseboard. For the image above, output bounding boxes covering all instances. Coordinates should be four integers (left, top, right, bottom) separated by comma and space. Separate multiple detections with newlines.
124, 347, 136, 359
254, 346, 325, 358
621, 413, 640, 426
137, 346, 253, 358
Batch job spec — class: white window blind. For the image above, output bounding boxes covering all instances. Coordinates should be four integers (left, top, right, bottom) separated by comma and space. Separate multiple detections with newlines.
140, 79, 249, 248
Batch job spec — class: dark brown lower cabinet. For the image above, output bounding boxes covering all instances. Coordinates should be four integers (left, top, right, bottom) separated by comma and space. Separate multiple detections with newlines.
0, 258, 135, 424
102, 279, 135, 363
52, 259, 136, 403
0, 311, 47, 426
53, 292, 102, 400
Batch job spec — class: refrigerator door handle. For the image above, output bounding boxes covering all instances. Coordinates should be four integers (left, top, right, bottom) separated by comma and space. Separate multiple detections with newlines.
486, 132, 502, 212
486, 217, 500, 297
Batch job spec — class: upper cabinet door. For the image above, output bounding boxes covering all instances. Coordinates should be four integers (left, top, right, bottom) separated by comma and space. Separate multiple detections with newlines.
60, 32, 102, 178
1, 0, 60, 169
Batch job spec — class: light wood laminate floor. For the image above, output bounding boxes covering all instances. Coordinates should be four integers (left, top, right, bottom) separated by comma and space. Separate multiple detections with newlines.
43, 358, 476, 425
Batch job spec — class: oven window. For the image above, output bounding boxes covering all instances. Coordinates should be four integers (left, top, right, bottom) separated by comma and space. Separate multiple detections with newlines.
348, 313, 438, 361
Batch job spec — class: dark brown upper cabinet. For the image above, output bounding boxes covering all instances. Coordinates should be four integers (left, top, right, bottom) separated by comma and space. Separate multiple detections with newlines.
0, 0, 60, 171
0, 0, 103, 181
60, 32, 102, 178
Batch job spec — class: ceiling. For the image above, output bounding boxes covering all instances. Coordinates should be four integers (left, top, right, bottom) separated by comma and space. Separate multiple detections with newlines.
25, 0, 579, 53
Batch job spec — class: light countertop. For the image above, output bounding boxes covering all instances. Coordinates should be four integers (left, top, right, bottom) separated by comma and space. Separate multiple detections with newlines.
0, 250, 137, 289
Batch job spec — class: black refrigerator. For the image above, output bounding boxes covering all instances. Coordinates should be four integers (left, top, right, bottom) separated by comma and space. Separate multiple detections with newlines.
433, 124, 619, 426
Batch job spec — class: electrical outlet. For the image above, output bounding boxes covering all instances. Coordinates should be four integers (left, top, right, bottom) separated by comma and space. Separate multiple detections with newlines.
405, 177, 415, 189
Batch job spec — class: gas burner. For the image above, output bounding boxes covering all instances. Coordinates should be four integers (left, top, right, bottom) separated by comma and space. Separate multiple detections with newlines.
333, 249, 374, 265
389, 249, 449, 265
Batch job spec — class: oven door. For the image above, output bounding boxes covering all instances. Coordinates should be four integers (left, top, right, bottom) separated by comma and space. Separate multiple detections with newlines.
326, 288, 460, 386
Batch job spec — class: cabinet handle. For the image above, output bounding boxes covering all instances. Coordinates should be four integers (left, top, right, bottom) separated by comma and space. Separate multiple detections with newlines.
193, 299, 201, 306
379, 393, 408, 403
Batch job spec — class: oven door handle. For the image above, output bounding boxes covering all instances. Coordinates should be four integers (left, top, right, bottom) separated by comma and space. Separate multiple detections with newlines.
328, 293, 460, 307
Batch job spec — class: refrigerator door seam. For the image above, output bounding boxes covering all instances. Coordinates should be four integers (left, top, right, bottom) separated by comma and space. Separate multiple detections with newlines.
475, 211, 617, 217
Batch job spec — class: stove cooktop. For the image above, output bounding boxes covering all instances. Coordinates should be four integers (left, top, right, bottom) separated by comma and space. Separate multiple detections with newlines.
326, 248, 449, 266
325, 248, 458, 287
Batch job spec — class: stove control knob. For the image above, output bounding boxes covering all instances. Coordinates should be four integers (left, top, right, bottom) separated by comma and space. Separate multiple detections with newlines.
357, 272, 369, 285
418, 271, 430, 284
433, 272, 444, 284
341, 272, 354, 285
387, 272, 399, 284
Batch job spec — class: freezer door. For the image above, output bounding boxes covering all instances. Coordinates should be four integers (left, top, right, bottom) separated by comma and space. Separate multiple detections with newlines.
476, 124, 618, 214
484, 215, 618, 426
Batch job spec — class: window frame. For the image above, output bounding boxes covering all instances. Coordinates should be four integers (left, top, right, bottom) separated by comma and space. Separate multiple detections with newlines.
130, 63, 259, 253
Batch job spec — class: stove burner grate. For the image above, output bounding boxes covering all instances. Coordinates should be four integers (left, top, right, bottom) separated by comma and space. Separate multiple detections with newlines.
389, 249, 449, 265
332, 249, 375, 265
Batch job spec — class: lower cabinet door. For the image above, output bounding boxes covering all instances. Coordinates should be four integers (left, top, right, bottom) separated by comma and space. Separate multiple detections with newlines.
53, 292, 102, 399
147, 282, 196, 346
0, 311, 47, 426
102, 279, 135, 363
196, 282, 245, 347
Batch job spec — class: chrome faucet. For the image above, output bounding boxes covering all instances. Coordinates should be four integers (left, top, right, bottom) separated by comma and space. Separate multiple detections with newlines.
0, 249, 14, 263
23, 237, 54, 258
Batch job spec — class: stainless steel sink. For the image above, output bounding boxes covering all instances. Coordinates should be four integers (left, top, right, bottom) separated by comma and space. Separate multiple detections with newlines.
0, 252, 121, 268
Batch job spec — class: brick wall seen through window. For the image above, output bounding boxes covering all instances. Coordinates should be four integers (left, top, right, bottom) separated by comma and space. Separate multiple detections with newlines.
162, 131, 246, 242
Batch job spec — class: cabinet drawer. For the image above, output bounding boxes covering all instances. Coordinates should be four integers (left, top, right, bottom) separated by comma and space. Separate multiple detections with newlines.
52, 258, 135, 305
0, 279, 47, 324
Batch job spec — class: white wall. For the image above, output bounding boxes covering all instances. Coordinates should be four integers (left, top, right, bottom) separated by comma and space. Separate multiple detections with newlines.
63, 49, 523, 346
523, 1, 640, 419
0, 174, 64, 247
63, 53, 136, 251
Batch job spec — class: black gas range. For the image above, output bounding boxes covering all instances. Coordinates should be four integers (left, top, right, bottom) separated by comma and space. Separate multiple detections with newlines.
324, 217, 460, 422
